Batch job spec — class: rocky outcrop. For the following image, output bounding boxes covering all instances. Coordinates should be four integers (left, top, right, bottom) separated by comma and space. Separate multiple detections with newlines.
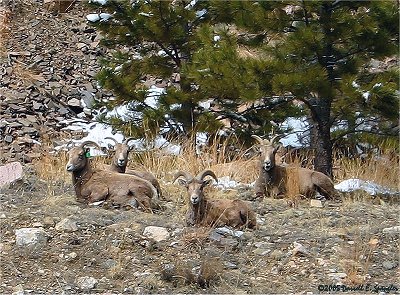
0, 0, 112, 163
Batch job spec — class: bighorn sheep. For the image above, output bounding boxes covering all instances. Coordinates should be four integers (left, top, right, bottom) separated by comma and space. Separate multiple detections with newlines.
174, 170, 257, 229
252, 135, 338, 199
66, 140, 158, 210
104, 137, 162, 198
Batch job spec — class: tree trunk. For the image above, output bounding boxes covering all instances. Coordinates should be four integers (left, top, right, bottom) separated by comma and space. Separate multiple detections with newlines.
309, 97, 333, 178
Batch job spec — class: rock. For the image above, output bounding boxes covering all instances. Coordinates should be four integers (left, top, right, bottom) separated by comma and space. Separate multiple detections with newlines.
253, 248, 271, 256
382, 226, 400, 234
219, 237, 238, 248
0, 162, 23, 187
143, 226, 170, 242
55, 218, 78, 232
215, 226, 244, 238
292, 242, 310, 256
76, 276, 98, 291
15, 228, 47, 248
310, 199, 323, 208
43, 216, 55, 227
382, 261, 398, 270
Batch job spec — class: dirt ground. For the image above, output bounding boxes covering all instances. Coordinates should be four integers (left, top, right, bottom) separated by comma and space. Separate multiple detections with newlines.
0, 168, 399, 295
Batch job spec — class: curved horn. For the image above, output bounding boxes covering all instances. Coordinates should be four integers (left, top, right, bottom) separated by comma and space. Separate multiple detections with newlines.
251, 135, 265, 145
124, 137, 136, 145
173, 171, 194, 183
104, 137, 119, 144
80, 140, 102, 150
269, 135, 281, 145
196, 170, 218, 183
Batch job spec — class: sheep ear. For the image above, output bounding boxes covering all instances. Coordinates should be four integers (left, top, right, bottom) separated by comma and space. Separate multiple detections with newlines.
128, 144, 134, 151
107, 143, 114, 150
177, 179, 188, 187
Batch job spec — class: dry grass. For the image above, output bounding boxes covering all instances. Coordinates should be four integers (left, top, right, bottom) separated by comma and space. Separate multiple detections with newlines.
0, 6, 11, 57
339, 235, 380, 286
31, 134, 398, 206
334, 148, 399, 190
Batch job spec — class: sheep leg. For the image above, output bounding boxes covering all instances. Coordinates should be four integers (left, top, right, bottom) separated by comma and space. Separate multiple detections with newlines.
254, 175, 267, 198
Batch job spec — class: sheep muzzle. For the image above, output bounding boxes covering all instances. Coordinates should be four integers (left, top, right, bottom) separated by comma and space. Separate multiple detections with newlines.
190, 194, 201, 205
66, 163, 74, 172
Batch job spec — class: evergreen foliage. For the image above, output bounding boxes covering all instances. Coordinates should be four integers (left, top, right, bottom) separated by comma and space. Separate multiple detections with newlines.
89, 0, 398, 176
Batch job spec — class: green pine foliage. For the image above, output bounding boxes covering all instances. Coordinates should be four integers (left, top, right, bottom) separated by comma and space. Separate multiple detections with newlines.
88, 0, 398, 166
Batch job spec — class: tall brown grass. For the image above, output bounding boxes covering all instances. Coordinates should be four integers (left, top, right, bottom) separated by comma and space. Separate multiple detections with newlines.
31, 134, 398, 202
334, 148, 399, 190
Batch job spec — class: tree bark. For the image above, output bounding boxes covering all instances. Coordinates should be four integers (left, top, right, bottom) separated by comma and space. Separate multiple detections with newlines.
309, 102, 333, 177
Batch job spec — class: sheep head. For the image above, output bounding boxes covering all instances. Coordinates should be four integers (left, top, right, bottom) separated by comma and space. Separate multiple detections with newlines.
66, 140, 102, 172
174, 170, 218, 205
105, 137, 135, 168
252, 135, 281, 171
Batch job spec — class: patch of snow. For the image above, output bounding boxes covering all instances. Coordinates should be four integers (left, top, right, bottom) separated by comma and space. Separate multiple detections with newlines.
213, 35, 221, 42
198, 99, 213, 110
196, 9, 207, 18
334, 179, 399, 196
214, 176, 239, 189
362, 91, 370, 102
86, 13, 112, 22
86, 14, 100, 22
352, 81, 360, 88
185, 0, 197, 9
90, 0, 107, 5
373, 83, 382, 88
279, 117, 309, 148
157, 50, 167, 57
139, 12, 153, 17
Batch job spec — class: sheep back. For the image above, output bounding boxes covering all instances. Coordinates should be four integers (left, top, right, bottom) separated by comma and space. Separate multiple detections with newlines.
79, 170, 154, 209
204, 199, 257, 229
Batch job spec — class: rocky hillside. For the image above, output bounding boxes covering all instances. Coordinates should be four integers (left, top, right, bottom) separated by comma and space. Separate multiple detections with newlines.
0, 0, 111, 163
0, 168, 399, 294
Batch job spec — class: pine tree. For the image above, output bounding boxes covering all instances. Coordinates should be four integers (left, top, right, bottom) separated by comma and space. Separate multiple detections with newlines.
88, 0, 300, 143
206, 0, 399, 176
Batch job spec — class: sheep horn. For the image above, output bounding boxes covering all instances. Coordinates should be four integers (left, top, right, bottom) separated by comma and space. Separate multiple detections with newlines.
251, 135, 265, 145
196, 170, 218, 183
105, 137, 119, 144
124, 137, 136, 145
173, 171, 194, 183
80, 140, 102, 150
269, 135, 281, 145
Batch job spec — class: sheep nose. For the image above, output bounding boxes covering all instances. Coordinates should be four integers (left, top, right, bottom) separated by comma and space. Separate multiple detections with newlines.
66, 164, 74, 171
263, 161, 272, 170
191, 195, 199, 204
117, 159, 125, 166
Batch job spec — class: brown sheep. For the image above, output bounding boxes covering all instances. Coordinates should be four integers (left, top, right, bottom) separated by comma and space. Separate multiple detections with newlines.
105, 137, 162, 198
252, 135, 338, 200
66, 140, 158, 211
174, 170, 257, 229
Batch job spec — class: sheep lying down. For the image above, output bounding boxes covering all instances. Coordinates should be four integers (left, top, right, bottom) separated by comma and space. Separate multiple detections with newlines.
78, 170, 155, 210
66, 140, 158, 211
175, 170, 257, 229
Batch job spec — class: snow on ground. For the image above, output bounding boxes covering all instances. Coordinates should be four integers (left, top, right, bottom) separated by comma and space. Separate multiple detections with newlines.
334, 178, 399, 196
279, 117, 309, 147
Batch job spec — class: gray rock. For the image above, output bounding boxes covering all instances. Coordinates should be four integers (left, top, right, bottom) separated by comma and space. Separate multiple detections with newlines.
143, 226, 170, 242
55, 218, 78, 232
292, 242, 310, 256
76, 276, 98, 291
382, 261, 398, 270
382, 226, 400, 234
15, 228, 47, 248
0, 162, 23, 187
